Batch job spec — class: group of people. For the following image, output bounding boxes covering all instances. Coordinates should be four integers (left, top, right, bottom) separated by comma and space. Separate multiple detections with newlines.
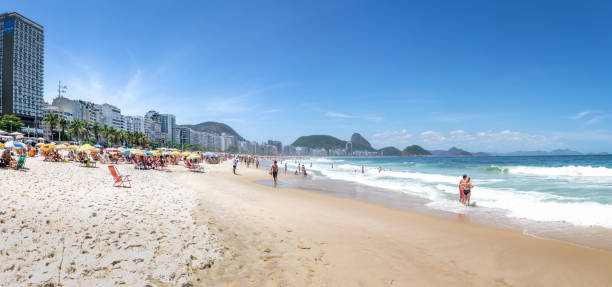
0, 150, 19, 168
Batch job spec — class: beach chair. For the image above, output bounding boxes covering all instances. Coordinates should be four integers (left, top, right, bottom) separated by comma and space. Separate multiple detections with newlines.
186, 161, 203, 172
108, 165, 132, 188
14, 155, 26, 170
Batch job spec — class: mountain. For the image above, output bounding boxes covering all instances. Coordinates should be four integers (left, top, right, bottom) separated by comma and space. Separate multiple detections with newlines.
473, 152, 491, 157
402, 145, 432, 156
291, 135, 347, 150
378, 146, 402, 156
350, 133, 375, 151
500, 149, 583, 156
180, 121, 245, 141
430, 147, 472, 157
549, 149, 583, 156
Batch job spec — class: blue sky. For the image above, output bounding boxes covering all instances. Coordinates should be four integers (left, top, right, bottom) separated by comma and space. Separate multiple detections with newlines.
7, 0, 612, 152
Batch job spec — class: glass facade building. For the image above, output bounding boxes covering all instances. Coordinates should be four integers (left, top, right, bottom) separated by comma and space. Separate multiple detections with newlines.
0, 12, 44, 126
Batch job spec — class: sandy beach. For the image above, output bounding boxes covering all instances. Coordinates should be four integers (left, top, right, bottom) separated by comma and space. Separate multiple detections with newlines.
177, 161, 612, 287
0, 158, 221, 286
2, 158, 612, 286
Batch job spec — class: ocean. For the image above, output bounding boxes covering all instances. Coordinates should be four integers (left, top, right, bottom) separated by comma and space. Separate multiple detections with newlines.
280, 155, 612, 236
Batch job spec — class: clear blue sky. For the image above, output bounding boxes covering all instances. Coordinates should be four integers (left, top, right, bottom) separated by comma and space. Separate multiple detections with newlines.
6, 0, 612, 152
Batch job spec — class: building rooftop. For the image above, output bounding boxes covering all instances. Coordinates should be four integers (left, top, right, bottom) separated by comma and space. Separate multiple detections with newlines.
1, 12, 44, 30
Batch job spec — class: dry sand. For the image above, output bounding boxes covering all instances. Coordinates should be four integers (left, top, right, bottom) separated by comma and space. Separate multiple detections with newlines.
176, 161, 612, 287
0, 157, 220, 286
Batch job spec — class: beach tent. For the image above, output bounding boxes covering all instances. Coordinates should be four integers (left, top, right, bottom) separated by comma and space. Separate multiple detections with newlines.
4, 141, 25, 149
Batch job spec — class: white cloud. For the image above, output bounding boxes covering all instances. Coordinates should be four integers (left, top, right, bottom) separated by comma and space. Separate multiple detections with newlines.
325, 112, 354, 118
450, 130, 464, 134
421, 130, 435, 135
570, 111, 592, 120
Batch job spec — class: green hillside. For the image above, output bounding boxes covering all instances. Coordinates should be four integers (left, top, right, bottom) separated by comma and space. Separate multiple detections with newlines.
402, 145, 432, 156
180, 121, 244, 141
378, 146, 402, 156
291, 135, 347, 150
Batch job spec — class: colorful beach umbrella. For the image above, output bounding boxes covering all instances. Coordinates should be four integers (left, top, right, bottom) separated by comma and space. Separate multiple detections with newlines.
0, 142, 4, 149
36, 142, 45, 147
4, 141, 25, 149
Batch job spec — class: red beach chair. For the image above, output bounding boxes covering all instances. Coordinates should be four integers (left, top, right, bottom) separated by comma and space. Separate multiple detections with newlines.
108, 165, 132, 188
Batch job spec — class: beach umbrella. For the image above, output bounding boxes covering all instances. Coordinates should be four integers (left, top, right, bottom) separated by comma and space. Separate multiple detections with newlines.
78, 145, 98, 152
170, 151, 181, 156
8, 132, 23, 137
106, 148, 119, 153
25, 139, 37, 145
131, 150, 146, 156
94, 144, 102, 148
37, 137, 45, 141
56, 144, 71, 150
0, 142, 4, 149
69, 145, 79, 150
89, 148, 101, 153
144, 150, 153, 156
121, 148, 132, 155
40, 144, 56, 151
4, 141, 25, 149
0, 130, 7, 135
36, 142, 45, 147
181, 151, 190, 156
187, 154, 201, 160
205, 152, 216, 157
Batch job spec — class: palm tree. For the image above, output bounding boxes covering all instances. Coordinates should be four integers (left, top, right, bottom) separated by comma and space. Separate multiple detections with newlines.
58, 117, 68, 142
68, 120, 82, 143
91, 122, 101, 144
81, 121, 91, 141
43, 112, 59, 141
101, 124, 111, 146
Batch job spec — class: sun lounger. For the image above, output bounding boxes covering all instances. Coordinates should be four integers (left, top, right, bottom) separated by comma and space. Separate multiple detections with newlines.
108, 165, 132, 188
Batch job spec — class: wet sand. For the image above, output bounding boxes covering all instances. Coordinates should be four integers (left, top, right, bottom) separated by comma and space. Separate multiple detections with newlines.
176, 162, 612, 287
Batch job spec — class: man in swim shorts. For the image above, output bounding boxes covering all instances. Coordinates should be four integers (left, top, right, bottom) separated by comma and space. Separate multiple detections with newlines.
271, 160, 279, 186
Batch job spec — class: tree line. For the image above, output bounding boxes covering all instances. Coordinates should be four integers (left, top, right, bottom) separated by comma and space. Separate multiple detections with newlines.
42, 112, 149, 147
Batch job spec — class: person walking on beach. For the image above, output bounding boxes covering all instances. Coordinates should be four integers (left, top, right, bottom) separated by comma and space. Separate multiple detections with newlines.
284, 162, 287, 174
459, 174, 467, 204
302, 164, 307, 176
232, 157, 238, 175
362, 165, 365, 174
271, 160, 279, 186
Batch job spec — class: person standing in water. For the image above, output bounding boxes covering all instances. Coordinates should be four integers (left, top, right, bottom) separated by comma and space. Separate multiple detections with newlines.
362, 165, 364, 174
302, 164, 307, 176
271, 160, 279, 186
459, 174, 467, 204
284, 162, 287, 174
463, 177, 474, 206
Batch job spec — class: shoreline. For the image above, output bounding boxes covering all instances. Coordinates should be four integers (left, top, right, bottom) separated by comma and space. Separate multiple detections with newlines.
175, 162, 612, 286
256, 174, 612, 252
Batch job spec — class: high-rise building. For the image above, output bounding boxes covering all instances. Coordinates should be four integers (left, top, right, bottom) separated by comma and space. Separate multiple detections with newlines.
0, 12, 44, 127
124, 115, 144, 133
158, 114, 176, 144
101, 103, 122, 129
